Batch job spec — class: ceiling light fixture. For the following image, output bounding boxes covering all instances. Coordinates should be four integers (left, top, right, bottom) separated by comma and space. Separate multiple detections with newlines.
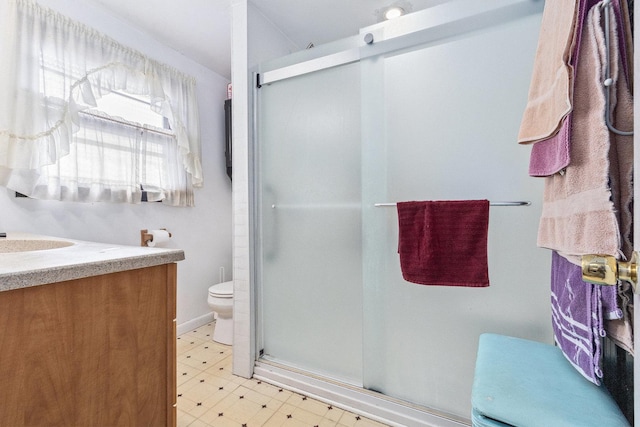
375, 2, 412, 22
384, 6, 405, 20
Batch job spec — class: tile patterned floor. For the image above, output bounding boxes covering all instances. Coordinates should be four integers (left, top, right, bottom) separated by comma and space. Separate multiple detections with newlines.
177, 323, 390, 427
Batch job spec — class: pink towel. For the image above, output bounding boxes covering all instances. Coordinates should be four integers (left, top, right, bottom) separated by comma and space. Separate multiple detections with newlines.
397, 200, 489, 287
537, 2, 633, 261
538, 1, 634, 355
528, 0, 601, 177
517, 0, 577, 144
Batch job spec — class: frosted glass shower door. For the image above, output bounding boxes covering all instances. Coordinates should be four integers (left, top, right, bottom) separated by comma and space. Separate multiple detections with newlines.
361, 11, 551, 419
256, 1, 551, 421
258, 62, 363, 384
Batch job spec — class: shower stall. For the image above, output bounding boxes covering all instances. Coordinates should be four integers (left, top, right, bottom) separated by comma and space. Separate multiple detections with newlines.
252, 1, 550, 424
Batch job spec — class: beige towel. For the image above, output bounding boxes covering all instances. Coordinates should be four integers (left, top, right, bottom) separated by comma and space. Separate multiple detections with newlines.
517, 0, 579, 144
537, 2, 633, 262
607, 284, 634, 355
602, 0, 634, 355
538, 2, 634, 353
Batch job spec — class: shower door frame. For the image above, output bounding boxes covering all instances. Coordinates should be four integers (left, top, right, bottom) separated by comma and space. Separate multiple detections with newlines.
251, 1, 568, 425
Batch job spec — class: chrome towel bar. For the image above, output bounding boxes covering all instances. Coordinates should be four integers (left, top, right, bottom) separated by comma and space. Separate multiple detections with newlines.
374, 201, 531, 207
269, 201, 532, 209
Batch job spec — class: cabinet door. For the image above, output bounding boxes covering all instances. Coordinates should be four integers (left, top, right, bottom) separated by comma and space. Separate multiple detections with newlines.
0, 263, 177, 427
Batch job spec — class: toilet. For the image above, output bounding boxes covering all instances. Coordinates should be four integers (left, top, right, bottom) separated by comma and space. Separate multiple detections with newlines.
207, 281, 233, 345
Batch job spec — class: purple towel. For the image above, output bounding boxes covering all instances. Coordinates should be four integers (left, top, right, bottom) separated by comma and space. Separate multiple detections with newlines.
601, 284, 623, 321
528, 115, 571, 176
550, 251, 610, 385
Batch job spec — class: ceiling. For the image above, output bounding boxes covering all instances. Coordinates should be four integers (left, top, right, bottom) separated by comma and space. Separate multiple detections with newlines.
86, 0, 450, 80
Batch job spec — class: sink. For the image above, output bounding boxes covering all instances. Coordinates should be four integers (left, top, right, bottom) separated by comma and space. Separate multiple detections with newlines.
0, 239, 75, 253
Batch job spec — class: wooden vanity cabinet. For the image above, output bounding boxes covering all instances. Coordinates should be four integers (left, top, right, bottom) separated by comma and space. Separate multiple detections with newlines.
0, 263, 177, 427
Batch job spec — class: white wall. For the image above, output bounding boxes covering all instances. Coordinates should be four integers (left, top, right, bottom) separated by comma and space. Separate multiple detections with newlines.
248, 4, 300, 67
0, 0, 233, 330
231, 0, 251, 378
230, 0, 298, 377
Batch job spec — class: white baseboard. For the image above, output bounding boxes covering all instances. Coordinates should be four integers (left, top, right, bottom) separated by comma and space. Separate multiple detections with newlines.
177, 312, 215, 336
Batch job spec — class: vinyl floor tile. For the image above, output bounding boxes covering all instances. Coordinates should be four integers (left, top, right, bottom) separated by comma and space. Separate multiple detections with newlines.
177, 323, 389, 427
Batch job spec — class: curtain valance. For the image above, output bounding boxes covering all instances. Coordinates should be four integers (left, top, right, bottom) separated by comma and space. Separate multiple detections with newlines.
0, 0, 202, 205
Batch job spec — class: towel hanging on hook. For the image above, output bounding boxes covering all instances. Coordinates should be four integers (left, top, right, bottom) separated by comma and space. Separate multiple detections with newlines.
602, 0, 633, 135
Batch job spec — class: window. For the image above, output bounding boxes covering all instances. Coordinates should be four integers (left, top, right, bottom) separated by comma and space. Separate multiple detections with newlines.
44, 88, 176, 203
0, 0, 202, 206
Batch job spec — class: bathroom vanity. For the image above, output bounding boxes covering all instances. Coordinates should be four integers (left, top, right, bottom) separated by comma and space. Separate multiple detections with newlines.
0, 233, 184, 427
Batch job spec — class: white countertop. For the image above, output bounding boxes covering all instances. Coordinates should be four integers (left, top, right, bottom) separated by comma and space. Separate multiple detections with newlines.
0, 233, 185, 291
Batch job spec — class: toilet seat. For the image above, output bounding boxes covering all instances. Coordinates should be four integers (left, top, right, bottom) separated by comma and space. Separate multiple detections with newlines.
209, 281, 233, 298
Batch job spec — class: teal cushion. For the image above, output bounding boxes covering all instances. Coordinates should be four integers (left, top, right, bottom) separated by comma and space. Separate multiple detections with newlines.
471, 408, 513, 427
471, 334, 629, 427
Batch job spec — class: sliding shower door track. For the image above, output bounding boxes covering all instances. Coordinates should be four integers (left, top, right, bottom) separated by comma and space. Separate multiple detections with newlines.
253, 359, 469, 427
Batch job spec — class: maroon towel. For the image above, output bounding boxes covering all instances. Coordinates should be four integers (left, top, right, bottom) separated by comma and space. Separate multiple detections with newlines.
397, 200, 490, 287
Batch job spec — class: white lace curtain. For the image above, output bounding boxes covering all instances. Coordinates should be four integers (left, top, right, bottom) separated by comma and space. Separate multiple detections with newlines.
0, 0, 202, 206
